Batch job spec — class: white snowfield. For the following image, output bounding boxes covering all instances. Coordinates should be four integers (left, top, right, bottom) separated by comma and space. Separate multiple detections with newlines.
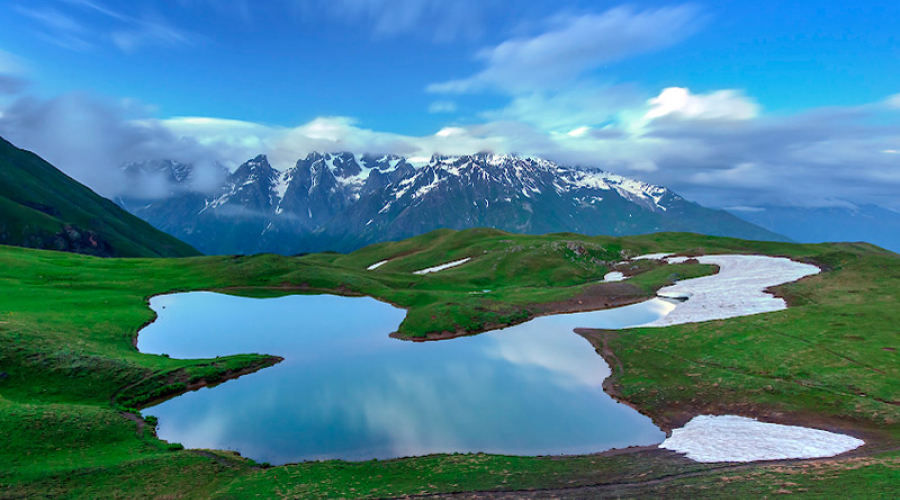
638, 254, 820, 327
636, 254, 850, 462
660, 415, 864, 462
413, 258, 471, 275
367, 260, 389, 271
601, 271, 626, 282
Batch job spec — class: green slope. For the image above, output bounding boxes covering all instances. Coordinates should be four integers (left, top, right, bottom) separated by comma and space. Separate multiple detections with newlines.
0, 135, 200, 258
0, 231, 898, 498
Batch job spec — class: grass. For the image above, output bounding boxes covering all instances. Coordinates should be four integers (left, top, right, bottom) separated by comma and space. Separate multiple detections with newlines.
584, 242, 900, 434
1, 229, 898, 498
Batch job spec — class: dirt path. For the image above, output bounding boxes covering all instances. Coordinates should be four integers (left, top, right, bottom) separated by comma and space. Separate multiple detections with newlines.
120, 411, 146, 436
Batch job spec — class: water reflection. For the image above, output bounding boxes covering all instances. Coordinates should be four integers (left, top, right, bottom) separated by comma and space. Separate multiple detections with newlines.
140, 293, 674, 464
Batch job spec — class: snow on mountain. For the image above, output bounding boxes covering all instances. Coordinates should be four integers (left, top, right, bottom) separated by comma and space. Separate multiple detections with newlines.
117, 152, 787, 255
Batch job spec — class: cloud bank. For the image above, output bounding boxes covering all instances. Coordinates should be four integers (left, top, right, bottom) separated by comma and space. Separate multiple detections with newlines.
645, 87, 759, 121
2, 86, 898, 212
0, 93, 218, 197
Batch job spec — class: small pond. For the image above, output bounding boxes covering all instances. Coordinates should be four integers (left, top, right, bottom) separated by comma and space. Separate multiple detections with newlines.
139, 292, 675, 465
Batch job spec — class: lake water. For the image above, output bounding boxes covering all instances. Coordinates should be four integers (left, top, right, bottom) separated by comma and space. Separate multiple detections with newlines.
139, 292, 675, 465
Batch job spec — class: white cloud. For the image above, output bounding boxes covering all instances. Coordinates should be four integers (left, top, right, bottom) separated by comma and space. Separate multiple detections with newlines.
145, 116, 277, 167
153, 115, 508, 170
14, 6, 94, 51
887, 94, 900, 109
177, 0, 498, 41
428, 101, 458, 114
645, 87, 759, 121
0, 93, 200, 196
480, 83, 644, 134
429, 6, 703, 94
153, 91, 899, 210
16, 1, 197, 53
16, 6, 88, 34
434, 127, 465, 138
110, 19, 194, 53
567, 126, 591, 138
62, 0, 128, 21
4, 85, 900, 212
292, 0, 496, 42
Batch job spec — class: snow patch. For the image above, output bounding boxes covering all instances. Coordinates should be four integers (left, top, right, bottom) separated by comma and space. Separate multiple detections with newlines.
563, 169, 669, 211
642, 255, 820, 327
412, 172, 441, 199
569, 172, 612, 191
367, 260, 389, 271
660, 415, 864, 462
271, 169, 292, 212
602, 271, 626, 282
413, 258, 472, 275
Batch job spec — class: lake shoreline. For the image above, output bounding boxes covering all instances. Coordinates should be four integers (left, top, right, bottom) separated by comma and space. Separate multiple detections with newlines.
131, 252, 886, 467
390, 283, 656, 342
576, 327, 884, 447
136, 292, 670, 464
160, 281, 658, 343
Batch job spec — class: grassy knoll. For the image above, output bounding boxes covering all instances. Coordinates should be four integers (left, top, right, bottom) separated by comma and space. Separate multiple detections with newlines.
580, 240, 900, 435
1, 229, 898, 498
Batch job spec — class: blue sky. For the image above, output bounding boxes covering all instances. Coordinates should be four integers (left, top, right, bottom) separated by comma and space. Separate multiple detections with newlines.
0, 0, 898, 210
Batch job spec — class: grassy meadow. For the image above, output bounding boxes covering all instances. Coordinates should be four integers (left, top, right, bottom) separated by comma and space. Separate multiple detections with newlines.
1, 229, 898, 498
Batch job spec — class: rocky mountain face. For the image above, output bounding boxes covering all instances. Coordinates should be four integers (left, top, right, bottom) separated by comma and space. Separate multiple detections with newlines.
117, 152, 787, 255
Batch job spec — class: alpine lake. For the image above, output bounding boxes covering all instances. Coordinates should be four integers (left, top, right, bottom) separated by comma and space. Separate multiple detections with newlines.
138, 292, 677, 465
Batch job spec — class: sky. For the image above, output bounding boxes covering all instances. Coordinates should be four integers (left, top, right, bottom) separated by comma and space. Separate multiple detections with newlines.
0, 0, 897, 210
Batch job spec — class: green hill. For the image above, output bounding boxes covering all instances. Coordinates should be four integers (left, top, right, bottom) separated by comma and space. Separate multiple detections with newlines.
0, 135, 199, 257
1, 230, 897, 498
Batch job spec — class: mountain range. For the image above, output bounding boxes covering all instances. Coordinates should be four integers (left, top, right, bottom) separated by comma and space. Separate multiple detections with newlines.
0, 135, 199, 258
117, 152, 786, 255
730, 204, 900, 253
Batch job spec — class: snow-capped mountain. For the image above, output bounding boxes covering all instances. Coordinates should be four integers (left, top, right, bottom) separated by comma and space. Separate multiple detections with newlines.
117, 152, 786, 255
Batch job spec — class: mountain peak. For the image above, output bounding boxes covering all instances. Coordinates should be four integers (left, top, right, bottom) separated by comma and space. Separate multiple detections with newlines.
234, 155, 275, 177
248, 154, 270, 166
120, 150, 787, 255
